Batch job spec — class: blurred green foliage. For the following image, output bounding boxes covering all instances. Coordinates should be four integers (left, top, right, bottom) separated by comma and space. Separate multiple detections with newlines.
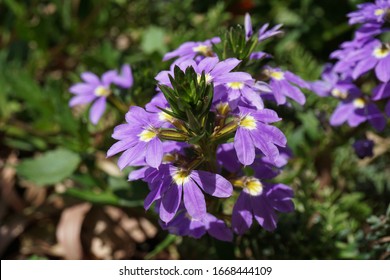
1, 0, 389, 259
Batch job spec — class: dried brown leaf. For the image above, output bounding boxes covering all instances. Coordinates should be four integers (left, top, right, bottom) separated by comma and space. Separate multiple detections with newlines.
56, 203, 91, 260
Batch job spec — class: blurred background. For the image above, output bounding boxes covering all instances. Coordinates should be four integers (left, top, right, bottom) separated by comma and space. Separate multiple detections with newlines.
0, 0, 389, 260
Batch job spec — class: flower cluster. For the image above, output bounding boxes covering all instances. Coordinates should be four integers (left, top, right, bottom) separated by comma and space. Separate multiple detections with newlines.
311, 1, 390, 157
104, 14, 305, 241
69, 64, 133, 124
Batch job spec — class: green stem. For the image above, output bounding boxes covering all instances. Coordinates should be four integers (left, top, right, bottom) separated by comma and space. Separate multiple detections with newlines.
108, 95, 129, 114
144, 234, 176, 260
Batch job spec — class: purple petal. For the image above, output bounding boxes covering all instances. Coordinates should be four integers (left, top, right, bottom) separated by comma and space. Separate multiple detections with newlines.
69, 83, 95, 95
366, 103, 386, 131
160, 184, 182, 223
191, 170, 232, 198
205, 214, 233, 242
128, 167, 149, 181
69, 94, 96, 107
252, 196, 278, 231
102, 70, 117, 86
244, 13, 253, 39
385, 100, 390, 117
252, 108, 281, 123
211, 58, 241, 77
113, 64, 134, 88
81, 72, 100, 85
89, 97, 106, 124
269, 79, 287, 105
330, 103, 355, 126
232, 192, 253, 235
372, 82, 390, 100
375, 56, 390, 82
234, 128, 255, 165
216, 72, 252, 84
146, 138, 163, 168
117, 142, 146, 170
183, 180, 206, 220
251, 132, 280, 163
107, 137, 138, 157
198, 57, 219, 74
352, 57, 377, 80
255, 123, 287, 147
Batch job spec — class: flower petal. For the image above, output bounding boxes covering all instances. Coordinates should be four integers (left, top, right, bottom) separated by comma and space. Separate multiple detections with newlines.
160, 184, 182, 223
234, 128, 255, 165
232, 192, 253, 235
191, 170, 233, 198
183, 180, 206, 220
89, 97, 106, 124
146, 137, 163, 168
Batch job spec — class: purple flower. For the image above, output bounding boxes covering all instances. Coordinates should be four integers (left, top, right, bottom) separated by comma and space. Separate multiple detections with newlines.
161, 208, 233, 241
69, 70, 117, 124
372, 81, 390, 100
69, 64, 134, 124
218, 77, 269, 110
232, 177, 294, 233
234, 106, 287, 165
144, 165, 233, 223
163, 37, 221, 63
353, 139, 374, 158
311, 64, 360, 98
107, 106, 164, 169
264, 67, 309, 105
348, 1, 390, 25
330, 95, 386, 131
351, 39, 390, 82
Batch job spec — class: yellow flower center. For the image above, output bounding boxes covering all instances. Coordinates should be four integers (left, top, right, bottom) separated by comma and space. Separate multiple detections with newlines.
94, 86, 111, 97
227, 81, 244, 90
173, 170, 190, 185
239, 115, 257, 130
375, 9, 385, 16
373, 46, 390, 59
192, 44, 212, 56
244, 178, 263, 196
138, 129, 157, 142
270, 71, 285, 80
353, 98, 366, 109
331, 88, 348, 99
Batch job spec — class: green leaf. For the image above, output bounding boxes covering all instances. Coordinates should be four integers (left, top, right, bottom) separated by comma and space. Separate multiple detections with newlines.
17, 148, 81, 186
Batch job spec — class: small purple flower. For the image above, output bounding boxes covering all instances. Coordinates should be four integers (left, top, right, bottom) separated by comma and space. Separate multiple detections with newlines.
234, 106, 287, 165
69, 70, 117, 124
311, 64, 360, 98
161, 208, 233, 241
69, 64, 134, 124
144, 165, 233, 223
232, 177, 294, 233
353, 139, 374, 158
219, 77, 269, 110
163, 37, 221, 63
330, 95, 386, 131
264, 67, 309, 105
348, 1, 390, 25
351, 39, 390, 82
107, 106, 164, 169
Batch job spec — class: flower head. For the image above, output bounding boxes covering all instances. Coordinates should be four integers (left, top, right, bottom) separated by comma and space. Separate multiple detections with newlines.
144, 165, 232, 223
107, 106, 164, 169
234, 107, 287, 165
232, 177, 294, 233
264, 67, 309, 105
